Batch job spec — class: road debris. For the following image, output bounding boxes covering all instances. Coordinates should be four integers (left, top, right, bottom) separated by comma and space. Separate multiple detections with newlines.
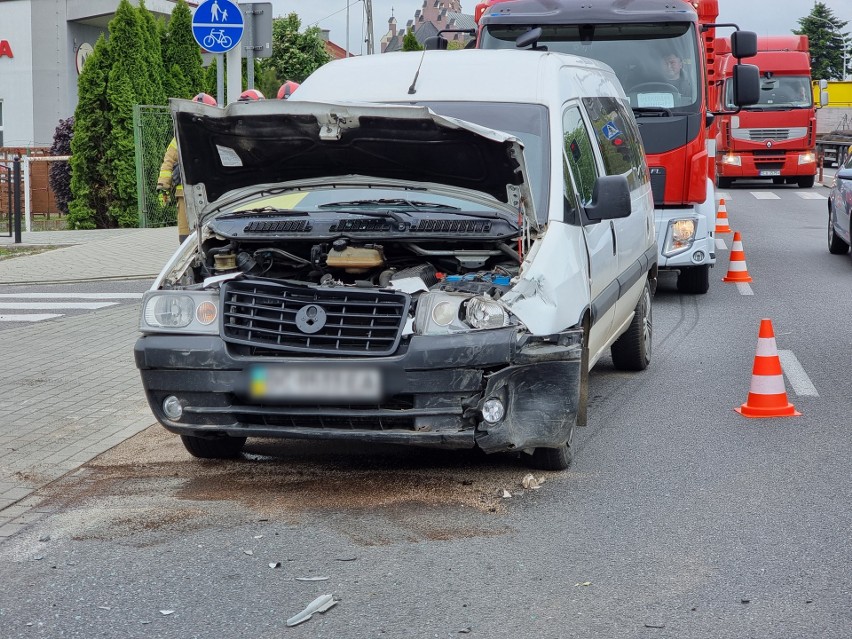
160, 610, 175, 615
521, 474, 545, 490
269, 562, 282, 569
498, 489, 512, 499
644, 622, 665, 629
98, 606, 111, 611
335, 556, 357, 562
458, 627, 472, 634
253, 535, 263, 539
740, 598, 750, 604
243, 550, 254, 556
286, 594, 338, 627
295, 576, 329, 581
574, 581, 592, 587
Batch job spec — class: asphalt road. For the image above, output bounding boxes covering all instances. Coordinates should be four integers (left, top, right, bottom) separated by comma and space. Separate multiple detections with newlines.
0, 183, 850, 638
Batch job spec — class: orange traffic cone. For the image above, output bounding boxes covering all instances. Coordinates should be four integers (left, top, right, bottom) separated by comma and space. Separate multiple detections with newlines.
736, 319, 800, 417
715, 198, 732, 234
722, 231, 753, 282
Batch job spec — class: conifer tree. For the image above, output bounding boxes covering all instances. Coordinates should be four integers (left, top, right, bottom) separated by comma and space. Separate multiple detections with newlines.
68, 35, 112, 229
402, 27, 423, 52
138, 0, 167, 104
162, 0, 204, 98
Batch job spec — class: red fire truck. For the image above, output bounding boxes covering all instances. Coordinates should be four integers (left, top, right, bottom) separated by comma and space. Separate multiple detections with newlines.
714, 35, 817, 189
469, 0, 757, 293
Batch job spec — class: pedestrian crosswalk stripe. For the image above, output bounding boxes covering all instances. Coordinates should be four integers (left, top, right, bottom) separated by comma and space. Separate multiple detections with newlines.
0, 293, 143, 299
715, 238, 728, 250
717, 191, 731, 201
750, 192, 780, 199
0, 302, 118, 310
795, 192, 827, 200
0, 314, 63, 322
736, 282, 754, 296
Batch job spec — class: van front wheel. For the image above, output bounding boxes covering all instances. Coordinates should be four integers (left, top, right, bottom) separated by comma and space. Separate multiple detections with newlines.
527, 442, 573, 471
610, 280, 652, 371
181, 435, 246, 459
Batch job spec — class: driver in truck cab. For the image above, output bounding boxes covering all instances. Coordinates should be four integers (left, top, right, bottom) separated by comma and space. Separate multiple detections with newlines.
659, 51, 691, 96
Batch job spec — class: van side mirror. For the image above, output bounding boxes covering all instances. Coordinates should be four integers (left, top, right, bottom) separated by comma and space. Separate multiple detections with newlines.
584, 175, 631, 223
425, 36, 448, 50
732, 63, 760, 106
730, 30, 757, 59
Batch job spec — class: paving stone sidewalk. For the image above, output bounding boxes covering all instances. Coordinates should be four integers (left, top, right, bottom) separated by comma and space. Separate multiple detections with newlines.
0, 227, 178, 537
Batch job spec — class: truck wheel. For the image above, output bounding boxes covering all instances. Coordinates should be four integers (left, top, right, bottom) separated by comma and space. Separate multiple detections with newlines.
717, 177, 732, 189
527, 441, 573, 471
611, 280, 652, 371
828, 209, 850, 254
676, 264, 710, 294
797, 175, 815, 188
181, 435, 246, 459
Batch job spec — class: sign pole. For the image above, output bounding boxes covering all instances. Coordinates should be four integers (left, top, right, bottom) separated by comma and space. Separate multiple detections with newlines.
245, 4, 255, 90
227, 45, 241, 103
217, 53, 224, 105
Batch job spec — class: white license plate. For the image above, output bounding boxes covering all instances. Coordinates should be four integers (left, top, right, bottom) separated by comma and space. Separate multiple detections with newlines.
248, 365, 382, 402
759, 170, 781, 176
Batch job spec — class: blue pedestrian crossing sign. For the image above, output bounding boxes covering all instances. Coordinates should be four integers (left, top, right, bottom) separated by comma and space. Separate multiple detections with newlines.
192, 0, 244, 54
601, 121, 622, 141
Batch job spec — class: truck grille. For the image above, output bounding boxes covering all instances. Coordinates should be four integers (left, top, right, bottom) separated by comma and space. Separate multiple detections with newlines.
221, 280, 409, 356
732, 127, 807, 142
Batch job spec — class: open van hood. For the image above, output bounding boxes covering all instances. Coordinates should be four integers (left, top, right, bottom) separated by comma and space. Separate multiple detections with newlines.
171, 99, 537, 227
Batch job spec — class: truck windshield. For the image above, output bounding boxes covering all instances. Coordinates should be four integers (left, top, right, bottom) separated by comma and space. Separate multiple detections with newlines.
726, 75, 812, 110
481, 23, 700, 113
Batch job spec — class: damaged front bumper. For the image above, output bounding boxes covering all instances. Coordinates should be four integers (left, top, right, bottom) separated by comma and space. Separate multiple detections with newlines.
134, 327, 583, 453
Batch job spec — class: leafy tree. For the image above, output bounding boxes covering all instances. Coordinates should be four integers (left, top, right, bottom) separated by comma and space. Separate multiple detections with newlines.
162, 0, 204, 98
48, 117, 74, 216
69, 35, 112, 229
402, 27, 423, 52
794, 2, 850, 81
262, 13, 332, 85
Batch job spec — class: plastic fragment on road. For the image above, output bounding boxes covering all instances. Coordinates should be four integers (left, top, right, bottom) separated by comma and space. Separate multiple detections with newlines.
644, 622, 665, 629
521, 474, 545, 490
160, 610, 175, 615
458, 627, 472, 634
574, 581, 592, 587
499, 489, 512, 498
295, 576, 329, 581
269, 562, 282, 569
244, 550, 254, 556
336, 556, 357, 562
286, 594, 338, 627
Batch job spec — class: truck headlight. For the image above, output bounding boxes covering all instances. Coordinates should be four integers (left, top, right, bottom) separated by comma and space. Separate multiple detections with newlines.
415, 292, 515, 335
140, 291, 220, 334
799, 152, 815, 164
663, 218, 697, 257
722, 153, 741, 166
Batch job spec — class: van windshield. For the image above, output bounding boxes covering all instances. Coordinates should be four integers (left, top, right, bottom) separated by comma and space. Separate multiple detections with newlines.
481, 23, 701, 114
416, 102, 550, 222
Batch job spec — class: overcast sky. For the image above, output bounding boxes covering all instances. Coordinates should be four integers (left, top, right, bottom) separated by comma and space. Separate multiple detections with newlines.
267, 0, 852, 55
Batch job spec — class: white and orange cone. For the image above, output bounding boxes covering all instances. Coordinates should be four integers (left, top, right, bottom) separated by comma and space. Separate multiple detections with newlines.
722, 231, 753, 283
715, 198, 732, 234
736, 319, 800, 418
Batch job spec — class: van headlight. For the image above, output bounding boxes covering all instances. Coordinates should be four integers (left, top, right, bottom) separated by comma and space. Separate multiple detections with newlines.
140, 291, 220, 334
415, 292, 515, 335
663, 218, 697, 257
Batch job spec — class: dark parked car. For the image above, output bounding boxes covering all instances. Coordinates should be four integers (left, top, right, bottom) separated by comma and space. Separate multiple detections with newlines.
828, 152, 852, 256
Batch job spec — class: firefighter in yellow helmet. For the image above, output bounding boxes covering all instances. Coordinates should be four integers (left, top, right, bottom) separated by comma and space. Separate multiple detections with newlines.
157, 92, 217, 243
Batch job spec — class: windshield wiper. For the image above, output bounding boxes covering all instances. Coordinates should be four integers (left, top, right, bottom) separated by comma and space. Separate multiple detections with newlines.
632, 106, 673, 117
220, 206, 309, 217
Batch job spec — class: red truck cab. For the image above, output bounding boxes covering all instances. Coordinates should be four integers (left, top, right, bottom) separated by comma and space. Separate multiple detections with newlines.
715, 35, 817, 188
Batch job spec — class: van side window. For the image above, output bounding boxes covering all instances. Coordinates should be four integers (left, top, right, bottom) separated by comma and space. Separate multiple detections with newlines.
562, 106, 598, 207
582, 97, 647, 190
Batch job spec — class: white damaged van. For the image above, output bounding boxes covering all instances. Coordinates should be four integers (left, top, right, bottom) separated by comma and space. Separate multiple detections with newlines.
134, 50, 657, 470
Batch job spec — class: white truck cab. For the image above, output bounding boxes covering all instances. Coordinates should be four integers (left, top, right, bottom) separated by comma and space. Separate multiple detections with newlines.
135, 50, 657, 470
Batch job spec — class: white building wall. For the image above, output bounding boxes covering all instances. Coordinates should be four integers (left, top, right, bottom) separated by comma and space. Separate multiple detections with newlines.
0, 1, 36, 147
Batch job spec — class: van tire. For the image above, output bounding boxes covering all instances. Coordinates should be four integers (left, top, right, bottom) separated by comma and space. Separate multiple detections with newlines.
181, 435, 246, 459
797, 175, 815, 188
676, 264, 710, 294
527, 442, 573, 471
611, 280, 652, 371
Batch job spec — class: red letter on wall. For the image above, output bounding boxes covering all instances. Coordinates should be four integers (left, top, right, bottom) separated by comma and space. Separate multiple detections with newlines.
0, 41, 13, 58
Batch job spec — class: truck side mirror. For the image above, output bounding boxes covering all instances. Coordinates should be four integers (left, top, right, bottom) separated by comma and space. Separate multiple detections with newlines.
584, 175, 631, 223
732, 63, 760, 106
731, 30, 757, 59
819, 79, 829, 107
425, 35, 448, 50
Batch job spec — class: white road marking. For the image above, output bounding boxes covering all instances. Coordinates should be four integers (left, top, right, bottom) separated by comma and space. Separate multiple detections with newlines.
0, 302, 117, 310
778, 350, 819, 397
715, 238, 728, 250
751, 192, 781, 200
0, 292, 143, 299
717, 192, 731, 200
736, 282, 754, 295
795, 192, 827, 200
0, 314, 63, 322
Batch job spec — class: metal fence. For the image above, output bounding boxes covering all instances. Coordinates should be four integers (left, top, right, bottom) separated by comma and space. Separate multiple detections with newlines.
134, 104, 176, 228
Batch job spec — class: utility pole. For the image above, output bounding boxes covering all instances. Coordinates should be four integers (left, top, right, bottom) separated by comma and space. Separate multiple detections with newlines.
364, 0, 374, 55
